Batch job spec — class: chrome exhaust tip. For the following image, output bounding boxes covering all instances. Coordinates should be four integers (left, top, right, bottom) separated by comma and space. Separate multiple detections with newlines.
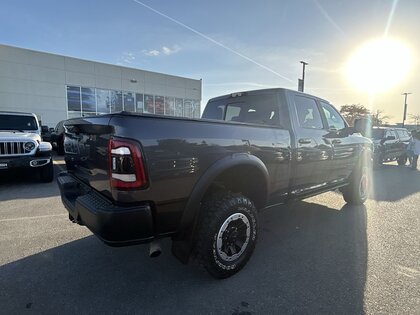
149, 240, 162, 258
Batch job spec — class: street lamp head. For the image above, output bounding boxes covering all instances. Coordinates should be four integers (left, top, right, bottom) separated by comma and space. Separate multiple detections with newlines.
300, 61, 308, 65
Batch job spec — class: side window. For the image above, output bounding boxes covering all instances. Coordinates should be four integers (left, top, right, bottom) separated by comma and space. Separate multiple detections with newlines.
203, 94, 281, 126
320, 101, 346, 130
203, 101, 225, 120
294, 96, 323, 129
225, 104, 242, 121
239, 94, 280, 126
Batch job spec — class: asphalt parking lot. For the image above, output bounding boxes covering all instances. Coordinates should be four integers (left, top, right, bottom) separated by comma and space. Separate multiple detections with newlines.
0, 157, 419, 314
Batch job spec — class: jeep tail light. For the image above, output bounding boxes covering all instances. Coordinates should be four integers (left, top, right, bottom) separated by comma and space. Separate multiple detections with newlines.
108, 139, 147, 189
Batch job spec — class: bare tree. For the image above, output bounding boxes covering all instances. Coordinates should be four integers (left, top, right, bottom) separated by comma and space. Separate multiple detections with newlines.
409, 113, 420, 129
370, 109, 391, 127
339, 104, 370, 126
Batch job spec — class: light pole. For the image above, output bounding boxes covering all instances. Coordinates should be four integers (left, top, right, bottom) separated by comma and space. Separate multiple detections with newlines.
298, 61, 308, 92
401, 92, 412, 127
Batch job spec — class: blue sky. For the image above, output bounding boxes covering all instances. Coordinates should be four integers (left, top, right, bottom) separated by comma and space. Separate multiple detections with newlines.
0, 0, 419, 122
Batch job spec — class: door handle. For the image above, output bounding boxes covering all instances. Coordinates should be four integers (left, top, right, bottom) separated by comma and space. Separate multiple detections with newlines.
298, 138, 312, 144
332, 139, 342, 144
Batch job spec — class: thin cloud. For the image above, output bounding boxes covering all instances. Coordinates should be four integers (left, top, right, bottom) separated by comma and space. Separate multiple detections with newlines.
132, 0, 293, 83
142, 45, 181, 57
117, 51, 136, 64
144, 49, 160, 56
312, 0, 346, 37
162, 45, 181, 55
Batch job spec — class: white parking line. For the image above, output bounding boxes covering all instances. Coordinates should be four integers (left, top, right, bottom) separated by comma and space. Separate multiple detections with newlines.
0, 213, 67, 222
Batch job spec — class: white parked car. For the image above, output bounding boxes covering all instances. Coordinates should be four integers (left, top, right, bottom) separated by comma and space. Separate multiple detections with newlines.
0, 111, 54, 182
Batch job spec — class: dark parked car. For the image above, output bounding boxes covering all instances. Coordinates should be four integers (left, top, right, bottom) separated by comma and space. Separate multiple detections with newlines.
370, 127, 411, 166
57, 88, 372, 278
50, 120, 66, 155
40, 125, 52, 142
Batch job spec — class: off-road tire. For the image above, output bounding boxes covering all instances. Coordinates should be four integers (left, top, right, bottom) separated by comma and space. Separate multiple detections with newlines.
57, 142, 65, 155
39, 161, 54, 182
195, 191, 258, 279
373, 154, 383, 169
342, 160, 369, 205
397, 155, 407, 166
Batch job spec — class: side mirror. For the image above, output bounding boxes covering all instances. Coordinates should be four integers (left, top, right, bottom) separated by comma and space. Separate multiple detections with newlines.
49, 128, 54, 132
353, 118, 371, 136
41, 125, 49, 133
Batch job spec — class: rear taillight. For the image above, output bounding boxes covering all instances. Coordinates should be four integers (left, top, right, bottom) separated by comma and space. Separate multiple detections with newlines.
108, 138, 147, 190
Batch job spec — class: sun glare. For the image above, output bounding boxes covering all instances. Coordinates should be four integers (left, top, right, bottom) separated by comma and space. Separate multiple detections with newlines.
345, 38, 411, 93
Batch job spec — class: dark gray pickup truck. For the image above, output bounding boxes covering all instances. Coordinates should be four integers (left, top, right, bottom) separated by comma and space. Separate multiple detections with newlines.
58, 88, 372, 278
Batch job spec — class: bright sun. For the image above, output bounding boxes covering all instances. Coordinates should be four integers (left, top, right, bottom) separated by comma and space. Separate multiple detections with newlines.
345, 38, 411, 93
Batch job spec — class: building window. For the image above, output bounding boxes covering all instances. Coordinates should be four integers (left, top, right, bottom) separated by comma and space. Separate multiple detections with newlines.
65, 85, 200, 119
81, 87, 96, 116
136, 93, 144, 113
155, 96, 164, 115
144, 94, 154, 114
164, 97, 175, 116
111, 90, 123, 113
192, 100, 201, 118
67, 86, 81, 112
97, 89, 110, 114
124, 92, 135, 112
184, 99, 193, 117
175, 98, 183, 117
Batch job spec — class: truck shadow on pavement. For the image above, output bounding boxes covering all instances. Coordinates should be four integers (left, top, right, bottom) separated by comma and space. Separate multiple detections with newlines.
0, 201, 367, 314
370, 164, 420, 202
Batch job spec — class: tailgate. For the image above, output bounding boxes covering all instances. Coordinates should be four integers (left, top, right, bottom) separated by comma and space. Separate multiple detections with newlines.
64, 116, 114, 197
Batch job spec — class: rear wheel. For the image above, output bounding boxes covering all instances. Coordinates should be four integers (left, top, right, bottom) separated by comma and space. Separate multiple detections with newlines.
39, 161, 54, 182
397, 155, 407, 166
195, 191, 258, 279
373, 154, 383, 169
342, 159, 370, 205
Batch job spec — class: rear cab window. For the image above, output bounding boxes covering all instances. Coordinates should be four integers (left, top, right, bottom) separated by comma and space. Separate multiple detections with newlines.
202, 93, 285, 127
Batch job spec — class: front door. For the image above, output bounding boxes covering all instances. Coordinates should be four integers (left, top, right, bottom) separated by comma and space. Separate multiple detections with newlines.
289, 94, 333, 195
383, 129, 399, 159
319, 101, 360, 182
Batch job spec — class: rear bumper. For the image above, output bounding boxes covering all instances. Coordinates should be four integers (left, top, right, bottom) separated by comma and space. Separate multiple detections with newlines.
57, 172, 154, 246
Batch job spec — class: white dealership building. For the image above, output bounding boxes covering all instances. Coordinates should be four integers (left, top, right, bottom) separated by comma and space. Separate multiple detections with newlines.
0, 44, 202, 127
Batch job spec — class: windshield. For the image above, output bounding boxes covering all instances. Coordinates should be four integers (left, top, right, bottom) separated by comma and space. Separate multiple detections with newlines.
370, 129, 385, 140
0, 114, 38, 131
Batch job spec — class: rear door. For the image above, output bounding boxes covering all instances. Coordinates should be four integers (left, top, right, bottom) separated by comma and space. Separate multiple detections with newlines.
288, 93, 333, 195
211, 93, 292, 199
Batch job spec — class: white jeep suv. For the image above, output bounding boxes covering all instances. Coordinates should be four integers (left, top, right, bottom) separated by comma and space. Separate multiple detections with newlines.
0, 111, 54, 182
